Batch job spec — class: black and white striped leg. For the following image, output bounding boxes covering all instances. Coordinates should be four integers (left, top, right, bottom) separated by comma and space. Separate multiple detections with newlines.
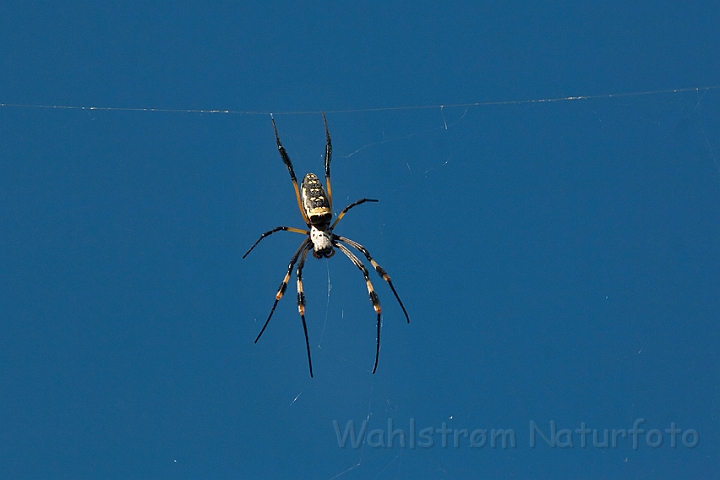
295, 243, 314, 377
254, 239, 310, 344
335, 235, 410, 323
330, 198, 378, 229
322, 112, 333, 210
335, 242, 383, 374
243, 226, 309, 258
271, 114, 309, 224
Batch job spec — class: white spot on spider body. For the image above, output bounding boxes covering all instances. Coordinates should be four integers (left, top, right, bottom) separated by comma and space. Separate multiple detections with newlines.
310, 225, 334, 258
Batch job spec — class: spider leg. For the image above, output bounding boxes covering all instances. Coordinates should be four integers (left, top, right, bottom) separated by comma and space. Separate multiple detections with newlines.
335, 235, 410, 324
254, 238, 310, 345
295, 243, 314, 377
271, 114, 310, 224
322, 112, 333, 210
243, 226, 309, 258
335, 242, 383, 374
330, 198, 378, 229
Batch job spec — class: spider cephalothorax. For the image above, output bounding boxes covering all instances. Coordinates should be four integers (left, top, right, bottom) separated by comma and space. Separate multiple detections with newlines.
243, 113, 409, 377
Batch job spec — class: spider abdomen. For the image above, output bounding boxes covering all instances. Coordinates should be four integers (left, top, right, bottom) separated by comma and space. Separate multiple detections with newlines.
301, 173, 332, 226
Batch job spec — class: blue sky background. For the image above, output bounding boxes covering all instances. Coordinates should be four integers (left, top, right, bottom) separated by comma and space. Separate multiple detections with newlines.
1, 2, 719, 478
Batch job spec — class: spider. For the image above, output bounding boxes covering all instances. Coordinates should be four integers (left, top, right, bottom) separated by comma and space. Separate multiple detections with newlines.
243, 113, 410, 377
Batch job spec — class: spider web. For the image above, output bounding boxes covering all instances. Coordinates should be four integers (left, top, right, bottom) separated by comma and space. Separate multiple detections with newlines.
2, 87, 718, 479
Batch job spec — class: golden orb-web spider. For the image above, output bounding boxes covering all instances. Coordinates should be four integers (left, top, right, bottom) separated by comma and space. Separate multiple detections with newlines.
244, 113, 410, 377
